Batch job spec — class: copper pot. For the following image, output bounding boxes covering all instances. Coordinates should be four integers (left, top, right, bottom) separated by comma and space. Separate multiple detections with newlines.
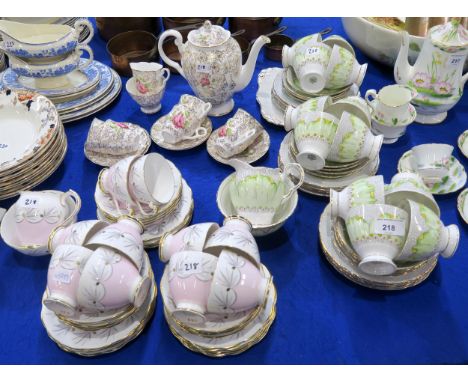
229, 17, 282, 41
96, 17, 161, 41
162, 17, 226, 38
106, 30, 158, 77
265, 34, 294, 61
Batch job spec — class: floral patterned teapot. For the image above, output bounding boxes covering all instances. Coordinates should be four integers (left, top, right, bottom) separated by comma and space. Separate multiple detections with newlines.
158, 20, 270, 116
394, 19, 468, 124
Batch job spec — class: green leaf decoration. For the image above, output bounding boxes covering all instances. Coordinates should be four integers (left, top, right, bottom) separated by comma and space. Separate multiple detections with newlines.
409, 42, 421, 52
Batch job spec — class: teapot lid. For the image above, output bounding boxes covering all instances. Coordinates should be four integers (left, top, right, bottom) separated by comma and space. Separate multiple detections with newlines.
188, 20, 230, 48
430, 19, 468, 51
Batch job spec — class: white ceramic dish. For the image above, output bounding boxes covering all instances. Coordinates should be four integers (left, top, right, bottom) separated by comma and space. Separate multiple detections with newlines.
457, 188, 468, 225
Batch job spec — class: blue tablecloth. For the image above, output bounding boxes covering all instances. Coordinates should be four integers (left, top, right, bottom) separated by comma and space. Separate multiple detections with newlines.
0, 17, 467, 365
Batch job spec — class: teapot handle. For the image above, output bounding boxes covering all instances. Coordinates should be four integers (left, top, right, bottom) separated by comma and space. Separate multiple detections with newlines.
60, 190, 81, 227
364, 89, 377, 112
158, 30, 186, 78
281, 162, 304, 202
74, 18, 94, 45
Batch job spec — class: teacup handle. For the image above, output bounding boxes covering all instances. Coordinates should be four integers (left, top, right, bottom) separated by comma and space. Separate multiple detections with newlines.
74, 18, 94, 45
162, 68, 171, 85
197, 102, 212, 119
77, 45, 94, 71
280, 163, 305, 202
133, 200, 158, 217
364, 89, 377, 112
185, 127, 208, 140
60, 190, 81, 227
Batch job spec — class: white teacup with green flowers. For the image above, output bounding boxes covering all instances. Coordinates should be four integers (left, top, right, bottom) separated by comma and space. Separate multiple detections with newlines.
324, 45, 367, 90
345, 203, 408, 276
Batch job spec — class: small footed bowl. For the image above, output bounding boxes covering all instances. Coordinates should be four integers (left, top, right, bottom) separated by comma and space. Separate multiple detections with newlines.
126, 77, 166, 114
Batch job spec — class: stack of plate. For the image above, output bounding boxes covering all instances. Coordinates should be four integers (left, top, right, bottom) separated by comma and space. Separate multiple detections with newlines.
41, 252, 157, 356
1, 17, 91, 43
257, 67, 360, 128
160, 264, 277, 357
0, 53, 6, 73
278, 132, 379, 197
1, 60, 121, 124
0, 90, 67, 200
319, 204, 438, 290
95, 161, 194, 248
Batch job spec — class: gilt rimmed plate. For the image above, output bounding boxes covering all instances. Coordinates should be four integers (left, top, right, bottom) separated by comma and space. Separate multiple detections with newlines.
206, 130, 270, 165
151, 116, 212, 151
256, 68, 285, 127
397, 150, 467, 195
319, 204, 438, 290
457, 188, 468, 225
2, 62, 101, 99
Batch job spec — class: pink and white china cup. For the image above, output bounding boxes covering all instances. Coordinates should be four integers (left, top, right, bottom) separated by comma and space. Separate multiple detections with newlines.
48, 220, 109, 254
207, 249, 269, 314
328, 111, 383, 163
204, 216, 260, 266
77, 247, 151, 312
161, 101, 212, 144
44, 244, 93, 317
168, 250, 218, 325
411, 143, 453, 183
128, 153, 175, 214
129, 62, 170, 94
159, 222, 219, 263
14, 190, 81, 246
330, 175, 385, 220
86, 216, 144, 272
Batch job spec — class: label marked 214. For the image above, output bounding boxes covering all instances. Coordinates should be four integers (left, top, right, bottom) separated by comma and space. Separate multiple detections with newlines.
373, 219, 405, 236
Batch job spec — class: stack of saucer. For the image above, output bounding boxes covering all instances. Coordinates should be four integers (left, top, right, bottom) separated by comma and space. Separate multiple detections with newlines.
0, 19, 121, 123
319, 174, 459, 290
41, 218, 157, 356
0, 90, 67, 200
0, 52, 6, 72
95, 153, 194, 248
159, 218, 276, 357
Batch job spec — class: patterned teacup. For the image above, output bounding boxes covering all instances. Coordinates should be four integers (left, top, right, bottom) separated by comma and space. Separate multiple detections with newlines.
325, 45, 367, 90
130, 62, 170, 94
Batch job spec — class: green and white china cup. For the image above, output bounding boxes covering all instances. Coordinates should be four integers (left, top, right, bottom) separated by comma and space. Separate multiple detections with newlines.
345, 203, 409, 276
324, 95, 372, 127
384, 172, 440, 216
328, 111, 383, 163
284, 96, 333, 132
330, 175, 385, 220
324, 45, 367, 90
322, 34, 356, 56
292, 111, 339, 171
411, 143, 453, 183
398, 200, 459, 262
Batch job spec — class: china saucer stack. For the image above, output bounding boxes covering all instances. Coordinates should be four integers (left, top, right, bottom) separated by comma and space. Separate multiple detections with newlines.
278, 132, 379, 197
0, 53, 6, 72
41, 252, 156, 357
95, 158, 194, 248
0, 90, 67, 200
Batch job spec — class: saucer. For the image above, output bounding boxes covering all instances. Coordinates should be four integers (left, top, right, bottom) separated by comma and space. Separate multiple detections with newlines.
457, 188, 468, 225
397, 150, 467, 195
206, 130, 270, 165
165, 265, 276, 357
1, 62, 101, 99
41, 275, 157, 356
457, 130, 468, 159
97, 179, 194, 248
84, 126, 151, 167
256, 68, 285, 127
370, 100, 417, 127
319, 204, 438, 290
151, 116, 212, 151
279, 132, 379, 196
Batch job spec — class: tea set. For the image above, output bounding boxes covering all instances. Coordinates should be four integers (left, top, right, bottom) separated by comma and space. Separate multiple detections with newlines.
41, 216, 157, 356
158, 216, 276, 357
207, 109, 271, 164
0, 18, 467, 358
322, 173, 459, 284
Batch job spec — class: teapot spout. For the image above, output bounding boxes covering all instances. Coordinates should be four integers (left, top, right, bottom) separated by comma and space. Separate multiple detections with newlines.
394, 31, 415, 85
234, 35, 270, 92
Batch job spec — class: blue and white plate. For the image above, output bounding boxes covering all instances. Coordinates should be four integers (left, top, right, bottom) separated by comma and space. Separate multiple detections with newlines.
1, 59, 101, 98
